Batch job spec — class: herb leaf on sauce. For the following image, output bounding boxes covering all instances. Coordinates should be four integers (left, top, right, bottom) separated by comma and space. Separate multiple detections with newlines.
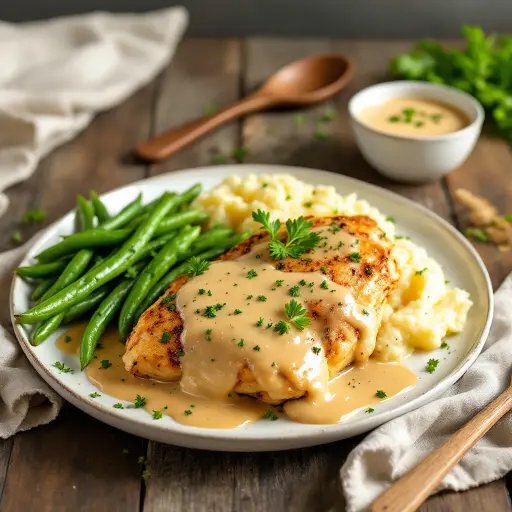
184, 256, 211, 277
285, 299, 311, 331
426, 358, 439, 373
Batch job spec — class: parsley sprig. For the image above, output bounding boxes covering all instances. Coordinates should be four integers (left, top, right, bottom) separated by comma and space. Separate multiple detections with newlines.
184, 257, 210, 277
274, 299, 311, 335
252, 210, 320, 260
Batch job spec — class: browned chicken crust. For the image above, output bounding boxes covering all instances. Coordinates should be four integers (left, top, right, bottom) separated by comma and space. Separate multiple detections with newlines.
123, 215, 399, 403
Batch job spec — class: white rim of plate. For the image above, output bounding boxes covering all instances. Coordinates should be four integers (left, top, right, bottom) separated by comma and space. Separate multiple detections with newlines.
10, 164, 494, 446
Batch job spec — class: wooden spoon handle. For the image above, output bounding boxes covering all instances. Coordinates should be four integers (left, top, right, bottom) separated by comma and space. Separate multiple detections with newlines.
136, 94, 272, 162
371, 385, 512, 512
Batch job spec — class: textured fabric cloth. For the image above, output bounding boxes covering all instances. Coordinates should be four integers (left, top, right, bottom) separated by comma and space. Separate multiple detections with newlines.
342, 275, 511, 512
0, 7, 188, 216
0, 242, 62, 438
0, 8, 187, 437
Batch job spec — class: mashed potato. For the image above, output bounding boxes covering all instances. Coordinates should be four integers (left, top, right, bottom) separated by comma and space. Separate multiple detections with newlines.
194, 173, 472, 361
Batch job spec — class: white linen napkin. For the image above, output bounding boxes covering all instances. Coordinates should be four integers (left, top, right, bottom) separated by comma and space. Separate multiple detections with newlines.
0, 7, 188, 216
342, 274, 512, 512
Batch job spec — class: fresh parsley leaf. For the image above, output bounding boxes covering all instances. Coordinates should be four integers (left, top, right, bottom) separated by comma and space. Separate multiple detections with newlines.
185, 257, 210, 277
274, 321, 291, 335
252, 210, 281, 239
152, 409, 163, 420
134, 395, 146, 408
375, 389, 387, 399
246, 269, 258, 279
53, 361, 73, 373
426, 358, 439, 374
22, 208, 47, 224
285, 299, 311, 331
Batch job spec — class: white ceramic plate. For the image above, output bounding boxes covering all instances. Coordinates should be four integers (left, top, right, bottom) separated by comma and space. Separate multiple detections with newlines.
11, 165, 493, 452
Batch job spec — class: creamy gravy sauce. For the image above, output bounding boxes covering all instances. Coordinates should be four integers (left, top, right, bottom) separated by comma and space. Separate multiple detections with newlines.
56, 224, 417, 428
358, 97, 470, 137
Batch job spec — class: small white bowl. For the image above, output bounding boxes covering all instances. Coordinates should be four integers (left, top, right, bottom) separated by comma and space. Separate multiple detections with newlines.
348, 81, 484, 183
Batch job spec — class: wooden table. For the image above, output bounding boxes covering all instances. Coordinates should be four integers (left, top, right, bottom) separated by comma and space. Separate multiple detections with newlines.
0, 38, 511, 512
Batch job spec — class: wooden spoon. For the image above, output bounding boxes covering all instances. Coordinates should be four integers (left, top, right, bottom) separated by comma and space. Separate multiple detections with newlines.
371, 378, 512, 512
135, 54, 354, 162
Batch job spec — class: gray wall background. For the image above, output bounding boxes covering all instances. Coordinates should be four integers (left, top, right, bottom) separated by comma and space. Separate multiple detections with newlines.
2, 0, 511, 38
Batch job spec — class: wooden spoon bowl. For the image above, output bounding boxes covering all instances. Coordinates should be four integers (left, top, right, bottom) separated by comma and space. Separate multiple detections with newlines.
136, 53, 354, 162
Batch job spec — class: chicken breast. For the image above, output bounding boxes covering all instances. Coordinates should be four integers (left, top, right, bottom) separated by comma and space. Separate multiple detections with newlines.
123, 215, 399, 403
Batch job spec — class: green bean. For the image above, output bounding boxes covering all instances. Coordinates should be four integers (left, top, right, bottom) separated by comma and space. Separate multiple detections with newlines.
16, 259, 70, 279
90, 191, 110, 223
80, 279, 135, 369
153, 210, 208, 236
181, 227, 233, 256
62, 285, 112, 323
134, 231, 250, 319
118, 225, 201, 338
39, 249, 94, 303
17, 192, 179, 324
31, 313, 64, 346
76, 195, 95, 231
36, 229, 132, 263
31, 279, 56, 302
180, 183, 202, 205
99, 193, 143, 230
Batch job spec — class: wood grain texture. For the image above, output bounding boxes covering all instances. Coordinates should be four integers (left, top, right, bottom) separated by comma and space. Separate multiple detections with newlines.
0, 76, 159, 512
147, 38, 242, 176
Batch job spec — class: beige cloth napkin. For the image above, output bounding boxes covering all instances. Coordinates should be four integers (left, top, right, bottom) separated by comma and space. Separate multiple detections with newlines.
0, 8, 188, 436
342, 274, 512, 512
0, 7, 188, 216
0, 242, 62, 438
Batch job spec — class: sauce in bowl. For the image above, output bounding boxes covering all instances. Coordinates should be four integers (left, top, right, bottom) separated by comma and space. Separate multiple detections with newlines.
358, 97, 470, 138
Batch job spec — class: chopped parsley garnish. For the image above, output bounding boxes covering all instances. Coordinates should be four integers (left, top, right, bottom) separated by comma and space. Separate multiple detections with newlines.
198, 288, 206, 295
53, 361, 74, 373
100, 360, 112, 369
271, 361, 277, 367
285, 299, 311, 331
464, 228, 489, 242
184, 256, 210, 277
415, 268, 428, 276
311, 346, 321, 355
299, 279, 307, 286
275, 280, 284, 287
303, 201, 313, 208
237, 339, 245, 347
12, 231, 23, 244
362, 309, 369, 316
204, 305, 218, 318
320, 265, 328, 274
246, 269, 258, 279
263, 408, 279, 421
375, 389, 387, 399
253, 345, 261, 352
364, 266, 373, 276
426, 358, 439, 374
247, 295, 253, 299
320, 280, 329, 290
89, 392, 101, 398
22, 208, 47, 224
162, 294, 177, 305
252, 210, 320, 260
142, 469, 151, 482
234, 309, 242, 315
349, 252, 361, 263
176, 349, 185, 357
256, 317, 264, 327
388, 115, 400, 123
366, 407, 375, 413
65, 335, 72, 343
289, 285, 300, 297
257, 295, 267, 302
274, 321, 291, 335
113, 403, 124, 409
134, 395, 146, 408
232, 147, 249, 162
152, 410, 163, 420
294, 113, 306, 126
441, 340, 449, 349
184, 409, 193, 416
161, 331, 171, 344
385, 216, 395, 223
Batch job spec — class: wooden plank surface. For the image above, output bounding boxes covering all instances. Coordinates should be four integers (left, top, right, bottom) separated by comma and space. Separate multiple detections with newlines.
0, 37, 511, 512
0, 76, 159, 512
